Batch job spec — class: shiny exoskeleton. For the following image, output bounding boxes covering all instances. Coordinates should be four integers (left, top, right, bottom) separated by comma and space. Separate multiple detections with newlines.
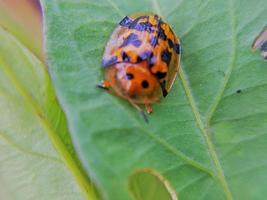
99, 13, 181, 119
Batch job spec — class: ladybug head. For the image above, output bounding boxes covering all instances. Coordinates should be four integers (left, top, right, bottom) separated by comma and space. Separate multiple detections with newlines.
105, 62, 161, 103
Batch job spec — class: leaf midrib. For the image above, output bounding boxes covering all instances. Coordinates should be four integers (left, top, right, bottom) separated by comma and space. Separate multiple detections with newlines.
151, 0, 234, 199
179, 67, 233, 200
99, 76, 214, 176
175, 0, 237, 199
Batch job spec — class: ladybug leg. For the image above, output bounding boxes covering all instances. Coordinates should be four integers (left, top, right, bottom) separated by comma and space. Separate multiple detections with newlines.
127, 98, 149, 123
145, 103, 153, 114
97, 80, 111, 90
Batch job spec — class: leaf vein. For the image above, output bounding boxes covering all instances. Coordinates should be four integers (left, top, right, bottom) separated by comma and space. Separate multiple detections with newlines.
104, 0, 125, 17
179, 65, 233, 199
0, 131, 61, 163
206, 0, 237, 124
105, 94, 214, 176
0, 45, 95, 199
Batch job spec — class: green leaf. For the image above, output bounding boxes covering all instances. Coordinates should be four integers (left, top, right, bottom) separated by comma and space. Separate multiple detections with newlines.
41, 0, 267, 199
0, 0, 44, 61
129, 168, 178, 200
0, 27, 98, 200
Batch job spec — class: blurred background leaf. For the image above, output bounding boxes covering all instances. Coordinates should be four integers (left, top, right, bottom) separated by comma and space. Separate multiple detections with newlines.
0, 0, 44, 61
0, 1, 99, 199
0, 26, 92, 200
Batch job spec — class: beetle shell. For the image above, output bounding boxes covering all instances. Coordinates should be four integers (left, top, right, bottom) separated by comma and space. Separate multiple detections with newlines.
101, 13, 181, 109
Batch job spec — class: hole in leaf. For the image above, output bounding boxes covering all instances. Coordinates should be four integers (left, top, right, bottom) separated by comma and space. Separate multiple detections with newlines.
236, 89, 242, 94
128, 168, 178, 200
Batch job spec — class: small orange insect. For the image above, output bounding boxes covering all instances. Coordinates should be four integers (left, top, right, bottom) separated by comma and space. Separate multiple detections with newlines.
99, 13, 181, 121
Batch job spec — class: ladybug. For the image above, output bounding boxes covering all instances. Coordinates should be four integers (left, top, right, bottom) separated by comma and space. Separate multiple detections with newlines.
99, 13, 181, 120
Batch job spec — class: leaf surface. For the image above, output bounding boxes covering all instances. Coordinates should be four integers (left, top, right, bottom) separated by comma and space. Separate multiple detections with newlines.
41, 0, 267, 199
0, 27, 98, 200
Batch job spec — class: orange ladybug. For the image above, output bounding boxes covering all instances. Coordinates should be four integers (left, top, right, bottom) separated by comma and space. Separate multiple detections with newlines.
99, 13, 181, 120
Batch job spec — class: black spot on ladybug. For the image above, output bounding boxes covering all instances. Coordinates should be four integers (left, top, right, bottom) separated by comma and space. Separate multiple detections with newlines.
139, 22, 153, 32
161, 49, 172, 66
119, 16, 133, 27
102, 56, 117, 67
167, 38, 174, 48
121, 33, 142, 47
122, 52, 130, 62
149, 62, 154, 68
174, 43, 181, 54
160, 81, 168, 97
140, 51, 154, 67
168, 38, 181, 54
136, 56, 143, 63
155, 71, 167, 79
140, 51, 154, 60
141, 80, 149, 88
126, 73, 134, 80
158, 26, 167, 40
150, 36, 158, 46
236, 89, 242, 94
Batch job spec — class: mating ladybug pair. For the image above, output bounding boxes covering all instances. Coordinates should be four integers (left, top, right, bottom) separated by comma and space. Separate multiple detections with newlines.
99, 13, 181, 121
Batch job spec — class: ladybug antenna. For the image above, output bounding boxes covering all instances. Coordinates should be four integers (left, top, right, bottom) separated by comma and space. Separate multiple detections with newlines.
140, 110, 149, 123
127, 98, 149, 123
